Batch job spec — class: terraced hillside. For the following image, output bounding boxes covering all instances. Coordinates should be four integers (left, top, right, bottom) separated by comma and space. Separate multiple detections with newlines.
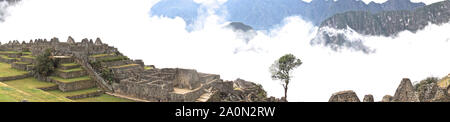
0, 38, 283, 102
0, 51, 134, 102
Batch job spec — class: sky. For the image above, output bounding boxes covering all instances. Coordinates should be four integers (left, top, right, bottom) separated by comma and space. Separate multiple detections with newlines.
301, 0, 445, 5
0, 0, 448, 102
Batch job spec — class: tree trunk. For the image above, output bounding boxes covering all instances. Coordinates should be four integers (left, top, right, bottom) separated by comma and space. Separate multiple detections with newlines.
284, 79, 289, 100
284, 86, 288, 100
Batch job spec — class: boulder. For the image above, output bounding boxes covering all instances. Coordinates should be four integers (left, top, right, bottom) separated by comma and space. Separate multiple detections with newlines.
381, 95, 393, 102
328, 90, 360, 102
392, 78, 420, 102
363, 94, 374, 102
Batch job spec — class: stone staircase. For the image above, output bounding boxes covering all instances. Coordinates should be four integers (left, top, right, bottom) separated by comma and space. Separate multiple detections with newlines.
195, 90, 215, 102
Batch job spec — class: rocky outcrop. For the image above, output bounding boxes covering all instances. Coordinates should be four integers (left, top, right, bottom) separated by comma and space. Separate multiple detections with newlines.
313, 0, 450, 53
320, 1, 450, 37
363, 94, 374, 102
381, 95, 393, 102
152, 0, 424, 30
392, 78, 420, 102
216, 79, 281, 102
432, 88, 448, 101
416, 82, 438, 102
329, 90, 360, 102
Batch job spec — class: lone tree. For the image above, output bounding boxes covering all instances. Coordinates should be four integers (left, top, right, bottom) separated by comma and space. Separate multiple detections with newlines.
270, 54, 302, 100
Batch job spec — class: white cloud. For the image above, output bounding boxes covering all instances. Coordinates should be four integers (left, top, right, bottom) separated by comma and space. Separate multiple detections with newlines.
0, 0, 448, 102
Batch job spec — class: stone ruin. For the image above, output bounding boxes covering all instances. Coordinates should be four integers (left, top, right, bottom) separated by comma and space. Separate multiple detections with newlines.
329, 77, 450, 102
392, 78, 420, 102
328, 90, 360, 102
112, 68, 283, 102
0, 37, 284, 102
363, 94, 374, 102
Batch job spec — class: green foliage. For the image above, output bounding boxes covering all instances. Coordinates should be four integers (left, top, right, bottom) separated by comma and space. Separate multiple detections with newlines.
100, 68, 115, 84
270, 54, 302, 82
256, 84, 267, 98
89, 60, 116, 84
270, 53, 302, 100
34, 49, 57, 76
414, 77, 440, 90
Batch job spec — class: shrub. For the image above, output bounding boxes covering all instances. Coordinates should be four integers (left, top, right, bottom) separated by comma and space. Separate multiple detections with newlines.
34, 49, 57, 76
100, 68, 115, 84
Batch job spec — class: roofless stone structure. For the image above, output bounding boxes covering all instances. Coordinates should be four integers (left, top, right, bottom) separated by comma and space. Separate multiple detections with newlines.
0, 37, 285, 102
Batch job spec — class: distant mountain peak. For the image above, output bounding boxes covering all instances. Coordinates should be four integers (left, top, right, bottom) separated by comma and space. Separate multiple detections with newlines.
313, 0, 450, 53
151, 0, 425, 30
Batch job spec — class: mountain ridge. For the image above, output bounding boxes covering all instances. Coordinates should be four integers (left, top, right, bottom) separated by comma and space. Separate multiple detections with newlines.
151, 0, 425, 30
312, 0, 450, 53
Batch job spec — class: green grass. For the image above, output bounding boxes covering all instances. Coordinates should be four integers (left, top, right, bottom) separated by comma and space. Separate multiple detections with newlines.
0, 62, 29, 77
14, 62, 30, 65
4, 78, 56, 89
21, 52, 32, 55
60, 63, 79, 67
110, 64, 139, 69
58, 68, 83, 73
21, 55, 35, 59
50, 76, 91, 83
0, 82, 40, 102
0, 51, 21, 54
144, 66, 153, 70
0, 55, 15, 59
75, 94, 135, 102
47, 87, 100, 97
1, 79, 72, 102
90, 53, 115, 58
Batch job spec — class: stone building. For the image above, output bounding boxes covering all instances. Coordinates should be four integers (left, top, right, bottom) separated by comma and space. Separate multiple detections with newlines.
0, 37, 282, 102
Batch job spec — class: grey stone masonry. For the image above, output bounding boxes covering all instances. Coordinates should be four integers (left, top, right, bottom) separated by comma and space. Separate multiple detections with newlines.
51, 78, 96, 92
56, 69, 87, 79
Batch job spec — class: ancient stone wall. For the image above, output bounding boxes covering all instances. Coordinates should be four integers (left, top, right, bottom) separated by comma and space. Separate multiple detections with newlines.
112, 80, 173, 102
0, 73, 32, 81
56, 70, 86, 79
392, 78, 420, 102
66, 91, 104, 100
170, 87, 205, 102
174, 69, 201, 90
51, 79, 96, 92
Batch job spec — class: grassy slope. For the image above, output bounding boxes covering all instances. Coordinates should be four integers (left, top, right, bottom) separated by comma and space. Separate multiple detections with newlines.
0, 62, 29, 77
75, 94, 134, 102
1, 81, 72, 102
50, 76, 91, 83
